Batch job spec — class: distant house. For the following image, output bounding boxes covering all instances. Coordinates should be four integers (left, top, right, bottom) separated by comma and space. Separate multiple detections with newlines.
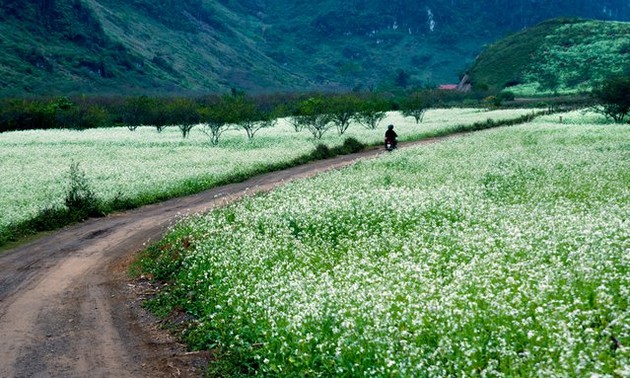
438, 84, 458, 90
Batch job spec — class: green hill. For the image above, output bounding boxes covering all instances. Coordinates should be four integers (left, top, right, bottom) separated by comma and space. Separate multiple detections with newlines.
468, 18, 630, 95
0, 0, 310, 96
2, 1, 630, 97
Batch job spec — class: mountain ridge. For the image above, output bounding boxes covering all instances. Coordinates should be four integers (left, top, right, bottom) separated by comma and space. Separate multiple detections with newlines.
2, 0, 630, 97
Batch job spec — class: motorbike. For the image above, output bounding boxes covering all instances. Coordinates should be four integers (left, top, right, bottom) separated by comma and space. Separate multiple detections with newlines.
385, 138, 397, 151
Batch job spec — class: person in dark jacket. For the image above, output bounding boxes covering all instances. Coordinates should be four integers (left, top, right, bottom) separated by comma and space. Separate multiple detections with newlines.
384, 124, 398, 149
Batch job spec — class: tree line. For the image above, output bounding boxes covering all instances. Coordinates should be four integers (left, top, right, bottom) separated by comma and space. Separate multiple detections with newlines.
4, 80, 622, 143
0, 90, 468, 141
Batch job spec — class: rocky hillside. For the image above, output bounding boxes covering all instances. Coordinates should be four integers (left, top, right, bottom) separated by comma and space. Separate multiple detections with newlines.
1, 0, 629, 96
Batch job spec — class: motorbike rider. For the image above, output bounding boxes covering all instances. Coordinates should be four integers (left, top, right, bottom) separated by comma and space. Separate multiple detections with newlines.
384, 124, 398, 149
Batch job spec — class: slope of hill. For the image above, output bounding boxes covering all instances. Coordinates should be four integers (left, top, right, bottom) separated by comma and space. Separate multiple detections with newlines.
0, 0, 310, 97
468, 18, 630, 95
1, 0, 630, 96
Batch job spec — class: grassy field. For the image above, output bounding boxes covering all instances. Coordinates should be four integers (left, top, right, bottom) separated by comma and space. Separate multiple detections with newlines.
0, 108, 536, 245
138, 111, 629, 376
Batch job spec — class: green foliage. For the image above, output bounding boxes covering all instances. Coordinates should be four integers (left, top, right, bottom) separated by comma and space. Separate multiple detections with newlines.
335, 136, 365, 154
402, 91, 435, 124
198, 96, 233, 145
65, 161, 102, 220
0, 97, 114, 132
309, 137, 366, 160
353, 96, 388, 130
0, 90, 541, 136
591, 74, 630, 123
497, 91, 515, 102
223, 94, 277, 141
395, 69, 410, 88
133, 229, 195, 282
309, 143, 332, 160
327, 94, 361, 135
164, 98, 201, 138
4, 1, 630, 97
295, 97, 335, 140
119, 96, 159, 129
469, 19, 630, 95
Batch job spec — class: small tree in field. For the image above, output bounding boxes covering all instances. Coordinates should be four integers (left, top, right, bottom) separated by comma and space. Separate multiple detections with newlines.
166, 98, 201, 138
287, 115, 307, 132
296, 97, 334, 139
65, 161, 101, 220
592, 75, 630, 123
402, 91, 433, 124
121, 96, 154, 131
226, 94, 276, 141
283, 101, 308, 132
353, 96, 388, 130
199, 97, 231, 146
328, 94, 361, 135
123, 96, 168, 133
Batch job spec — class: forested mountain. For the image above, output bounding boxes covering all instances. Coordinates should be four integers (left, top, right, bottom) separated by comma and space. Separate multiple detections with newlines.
1, 0, 629, 96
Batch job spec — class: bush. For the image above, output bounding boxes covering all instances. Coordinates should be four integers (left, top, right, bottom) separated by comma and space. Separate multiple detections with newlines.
310, 144, 332, 160
0, 162, 104, 244
64, 162, 102, 221
497, 91, 515, 102
334, 137, 365, 155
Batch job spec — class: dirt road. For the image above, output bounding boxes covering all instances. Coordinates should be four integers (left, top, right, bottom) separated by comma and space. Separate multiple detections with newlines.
0, 139, 447, 377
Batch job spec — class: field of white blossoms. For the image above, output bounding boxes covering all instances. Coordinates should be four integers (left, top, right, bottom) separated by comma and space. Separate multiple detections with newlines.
140, 112, 629, 376
0, 108, 534, 244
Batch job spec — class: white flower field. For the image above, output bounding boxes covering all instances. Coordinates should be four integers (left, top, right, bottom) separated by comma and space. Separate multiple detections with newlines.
141, 113, 629, 376
2, 106, 628, 376
0, 108, 534, 242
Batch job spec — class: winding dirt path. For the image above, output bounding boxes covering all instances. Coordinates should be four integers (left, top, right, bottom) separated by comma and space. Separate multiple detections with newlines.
0, 138, 450, 377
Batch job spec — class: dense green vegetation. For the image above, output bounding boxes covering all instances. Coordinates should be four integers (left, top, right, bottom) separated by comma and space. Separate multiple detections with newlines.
468, 18, 630, 95
0, 0, 306, 96
0, 90, 508, 134
1, 1, 629, 96
591, 75, 630, 123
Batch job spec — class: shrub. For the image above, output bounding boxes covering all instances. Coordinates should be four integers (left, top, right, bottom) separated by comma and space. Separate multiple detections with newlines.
310, 144, 331, 160
335, 137, 365, 155
65, 162, 102, 221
